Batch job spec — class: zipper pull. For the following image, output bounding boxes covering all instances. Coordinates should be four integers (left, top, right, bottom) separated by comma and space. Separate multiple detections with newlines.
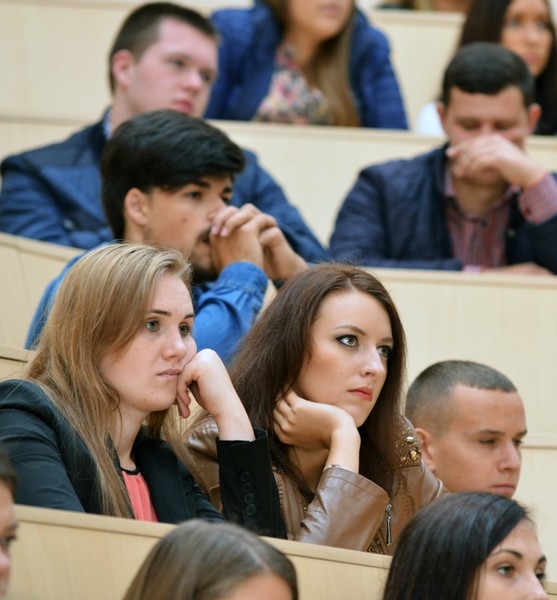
385, 503, 393, 546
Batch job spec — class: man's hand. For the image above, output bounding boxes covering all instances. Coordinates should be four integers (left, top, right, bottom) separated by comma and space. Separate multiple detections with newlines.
259, 225, 308, 281
209, 204, 274, 272
447, 134, 547, 189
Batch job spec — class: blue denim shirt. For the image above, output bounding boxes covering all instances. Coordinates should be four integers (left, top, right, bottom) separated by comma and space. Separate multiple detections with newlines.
26, 250, 268, 363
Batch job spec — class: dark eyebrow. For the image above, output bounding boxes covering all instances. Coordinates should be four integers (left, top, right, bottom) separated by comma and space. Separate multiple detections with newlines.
332, 325, 393, 344
186, 179, 233, 195
149, 310, 195, 320
492, 549, 547, 565
477, 429, 528, 437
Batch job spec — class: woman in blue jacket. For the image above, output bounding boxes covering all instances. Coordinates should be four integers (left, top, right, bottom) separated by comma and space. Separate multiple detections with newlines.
205, 0, 408, 129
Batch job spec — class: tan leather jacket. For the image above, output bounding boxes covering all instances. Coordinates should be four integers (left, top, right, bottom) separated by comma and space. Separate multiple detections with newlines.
187, 417, 445, 554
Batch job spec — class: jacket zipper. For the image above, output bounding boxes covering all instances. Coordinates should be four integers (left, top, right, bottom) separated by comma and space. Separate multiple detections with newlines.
385, 503, 393, 546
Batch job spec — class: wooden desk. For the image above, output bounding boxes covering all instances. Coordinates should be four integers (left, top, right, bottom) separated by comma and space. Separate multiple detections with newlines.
0, 233, 79, 348
10, 505, 391, 600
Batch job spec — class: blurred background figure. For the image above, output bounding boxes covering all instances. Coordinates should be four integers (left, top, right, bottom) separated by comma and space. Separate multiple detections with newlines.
205, 0, 408, 129
0, 446, 17, 599
379, 0, 471, 11
383, 492, 548, 600
416, 0, 557, 136
123, 519, 298, 600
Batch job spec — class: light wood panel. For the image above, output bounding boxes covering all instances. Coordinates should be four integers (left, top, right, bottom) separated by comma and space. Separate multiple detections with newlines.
9, 503, 557, 597
10, 504, 391, 600
0, 346, 31, 380
0, 233, 80, 348
369, 9, 463, 126
374, 267, 557, 437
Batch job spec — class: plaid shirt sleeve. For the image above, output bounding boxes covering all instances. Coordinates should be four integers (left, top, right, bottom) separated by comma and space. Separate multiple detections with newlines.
519, 173, 557, 224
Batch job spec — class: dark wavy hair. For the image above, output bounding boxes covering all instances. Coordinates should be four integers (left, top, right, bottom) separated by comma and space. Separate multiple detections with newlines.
458, 0, 557, 134
383, 492, 539, 600
229, 263, 407, 498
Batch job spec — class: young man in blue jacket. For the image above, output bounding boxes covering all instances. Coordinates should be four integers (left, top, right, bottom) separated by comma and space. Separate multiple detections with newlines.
0, 2, 326, 263
330, 43, 557, 275
27, 110, 308, 363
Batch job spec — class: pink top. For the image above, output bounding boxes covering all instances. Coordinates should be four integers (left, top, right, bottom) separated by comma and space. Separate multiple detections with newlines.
122, 469, 158, 522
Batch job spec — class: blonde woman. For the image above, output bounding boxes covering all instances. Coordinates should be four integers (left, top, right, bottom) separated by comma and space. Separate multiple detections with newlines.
205, 0, 407, 129
0, 244, 282, 535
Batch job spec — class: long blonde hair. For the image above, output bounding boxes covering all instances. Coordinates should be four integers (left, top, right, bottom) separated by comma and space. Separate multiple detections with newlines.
27, 243, 192, 517
263, 0, 360, 126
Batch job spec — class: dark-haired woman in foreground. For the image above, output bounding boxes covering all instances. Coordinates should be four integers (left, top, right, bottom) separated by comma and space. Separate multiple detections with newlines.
383, 492, 548, 600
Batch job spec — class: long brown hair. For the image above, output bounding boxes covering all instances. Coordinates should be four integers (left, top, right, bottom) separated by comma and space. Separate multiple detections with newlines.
229, 263, 407, 498
124, 519, 298, 600
263, 0, 360, 126
27, 243, 192, 517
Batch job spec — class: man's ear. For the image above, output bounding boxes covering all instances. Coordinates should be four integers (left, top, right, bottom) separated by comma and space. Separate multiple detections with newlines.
111, 49, 135, 90
436, 101, 448, 135
415, 427, 438, 474
124, 188, 149, 230
527, 103, 542, 134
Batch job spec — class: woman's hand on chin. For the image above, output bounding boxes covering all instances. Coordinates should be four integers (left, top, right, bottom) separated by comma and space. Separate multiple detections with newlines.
178, 350, 254, 441
273, 391, 357, 451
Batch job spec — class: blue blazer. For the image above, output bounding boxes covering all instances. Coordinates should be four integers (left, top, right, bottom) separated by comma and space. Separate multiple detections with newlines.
0, 116, 327, 262
205, 3, 408, 129
0, 379, 285, 537
330, 145, 557, 272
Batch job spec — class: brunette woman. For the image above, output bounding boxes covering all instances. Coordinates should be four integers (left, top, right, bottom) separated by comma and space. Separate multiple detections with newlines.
383, 492, 548, 599
188, 264, 444, 554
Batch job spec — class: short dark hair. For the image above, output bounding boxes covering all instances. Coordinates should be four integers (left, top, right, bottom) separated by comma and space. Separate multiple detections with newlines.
441, 42, 534, 107
383, 492, 534, 600
0, 444, 17, 497
101, 109, 246, 239
406, 360, 517, 434
107, 2, 218, 93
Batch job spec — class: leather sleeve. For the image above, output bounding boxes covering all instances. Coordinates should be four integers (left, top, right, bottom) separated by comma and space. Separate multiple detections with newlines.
187, 418, 286, 538
291, 466, 390, 551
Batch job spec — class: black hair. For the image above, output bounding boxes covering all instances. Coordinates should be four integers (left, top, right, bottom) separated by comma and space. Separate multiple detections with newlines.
441, 42, 534, 107
101, 110, 245, 239
383, 492, 535, 600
